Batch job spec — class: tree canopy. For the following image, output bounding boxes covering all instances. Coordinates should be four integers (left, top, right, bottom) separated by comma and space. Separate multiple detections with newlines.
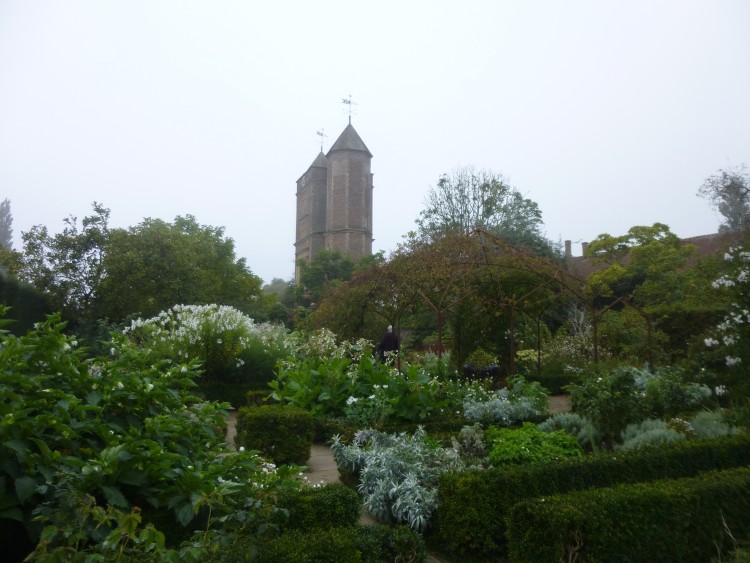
698, 165, 750, 233
415, 167, 554, 255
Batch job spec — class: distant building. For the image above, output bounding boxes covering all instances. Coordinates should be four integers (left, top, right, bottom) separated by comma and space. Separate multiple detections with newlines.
294, 122, 374, 282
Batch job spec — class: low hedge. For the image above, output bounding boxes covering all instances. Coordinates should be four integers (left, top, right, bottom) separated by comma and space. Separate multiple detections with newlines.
254, 524, 426, 563
433, 433, 750, 559
235, 404, 314, 465
507, 467, 750, 562
277, 483, 360, 531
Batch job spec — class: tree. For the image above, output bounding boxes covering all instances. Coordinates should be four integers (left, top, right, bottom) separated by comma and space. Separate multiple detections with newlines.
296, 249, 354, 307
415, 166, 554, 255
0, 199, 12, 250
698, 165, 750, 233
95, 215, 263, 321
19, 202, 110, 322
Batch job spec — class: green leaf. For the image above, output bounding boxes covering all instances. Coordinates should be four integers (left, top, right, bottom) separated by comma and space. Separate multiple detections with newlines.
100, 484, 128, 508
175, 502, 195, 526
14, 476, 37, 503
86, 390, 102, 406
117, 469, 147, 486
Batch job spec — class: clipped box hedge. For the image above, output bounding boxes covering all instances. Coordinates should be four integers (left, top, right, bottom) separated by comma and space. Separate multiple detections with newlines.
507, 467, 750, 563
235, 404, 314, 465
277, 482, 360, 531
433, 434, 750, 559
254, 524, 427, 563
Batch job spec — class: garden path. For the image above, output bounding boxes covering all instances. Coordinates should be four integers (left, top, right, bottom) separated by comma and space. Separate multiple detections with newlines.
222, 396, 571, 563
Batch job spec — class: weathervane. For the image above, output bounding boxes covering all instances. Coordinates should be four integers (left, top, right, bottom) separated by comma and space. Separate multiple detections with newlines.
342, 94, 357, 124
316, 129, 328, 151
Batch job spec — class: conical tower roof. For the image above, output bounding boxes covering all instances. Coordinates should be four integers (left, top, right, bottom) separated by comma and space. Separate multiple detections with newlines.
309, 150, 328, 168
297, 150, 328, 183
327, 123, 372, 157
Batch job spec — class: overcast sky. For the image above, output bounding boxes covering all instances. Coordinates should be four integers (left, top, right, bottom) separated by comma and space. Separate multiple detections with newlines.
1, 1, 748, 284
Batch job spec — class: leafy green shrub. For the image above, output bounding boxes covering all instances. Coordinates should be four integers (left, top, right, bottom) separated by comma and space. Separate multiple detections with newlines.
507, 468, 750, 563
691, 410, 738, 438
331, 427, 463, 532
568, 366, 646, 441
235, 404, 314, 465
486, 422, 583, 466
462, 376, 548, 425
120, 304, 292, 388
271, 354, 448, 425
616, 419, 686, 450
354, 524, 427, 563
634, 366, 712, 418
254, 524, 427, 563
0, 313, 305, 560
538, 412, 601, 452
277, 483, 360, 531
433, 434, 750, 560
254, 527, 363, 563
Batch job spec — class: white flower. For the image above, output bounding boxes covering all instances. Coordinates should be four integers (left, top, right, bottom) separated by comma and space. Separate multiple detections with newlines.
239, 446, 245, 452
346, 396, 358, 405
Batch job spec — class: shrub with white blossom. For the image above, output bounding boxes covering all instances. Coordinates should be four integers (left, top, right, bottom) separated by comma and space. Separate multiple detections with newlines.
704, 245, 750, 388
120, 304, 292, 384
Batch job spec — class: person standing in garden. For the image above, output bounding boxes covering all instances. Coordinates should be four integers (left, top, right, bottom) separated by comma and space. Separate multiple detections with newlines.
377, 325, 399, 363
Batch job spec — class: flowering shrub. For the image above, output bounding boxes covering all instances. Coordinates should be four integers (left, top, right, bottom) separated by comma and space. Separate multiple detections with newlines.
330, 427, 463, 532
120, 304, 292, 390
704, 244, 750, 393
1, 312, 304, 560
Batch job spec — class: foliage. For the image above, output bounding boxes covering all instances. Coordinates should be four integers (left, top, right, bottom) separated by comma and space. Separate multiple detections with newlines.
485, 422, 583, 466
632, 365, 713, 418
277, 483, 360, 532
96, 215, 265, 322
434, 434, 750, 560
450, 423, 486, 467
0, 312, 304, 560
296, 248, 354, 307
616, 419, 687, 451
270, 345, 448, 424
462, 376, 548, 425
699, 165, 750, 233
19, 202, 110, 323
704, 242, 750, 395
538, 412, 601, 452
255, 524, 427, 563
415, 166, 551, 254
0, 274, 53, 335
119, 304, 291, 397
235, 405, 314, 465
568, 366, 647, 441
507, 468, 750, 563
330, 427, 463, 532
690, 410, 738, 439
0, 198, 12, 250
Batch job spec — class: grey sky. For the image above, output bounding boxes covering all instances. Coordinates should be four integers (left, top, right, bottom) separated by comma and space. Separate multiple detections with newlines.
1, 1, 748, 284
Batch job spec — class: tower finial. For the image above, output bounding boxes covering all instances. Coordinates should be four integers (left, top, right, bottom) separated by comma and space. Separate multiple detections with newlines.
342, 94, 356, 124
316, 129, 327, 152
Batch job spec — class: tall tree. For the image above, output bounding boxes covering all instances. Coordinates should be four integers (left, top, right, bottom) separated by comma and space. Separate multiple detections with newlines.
19, 202, 110, 322
296, 249, 354, 307
95, 215, 263, 321
698, 165, 750, 233
415, 166, 554, 255
0, 199, 13, 250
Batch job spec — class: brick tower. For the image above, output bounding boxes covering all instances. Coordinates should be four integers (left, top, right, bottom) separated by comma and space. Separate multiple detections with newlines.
295, 122, 373, 282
